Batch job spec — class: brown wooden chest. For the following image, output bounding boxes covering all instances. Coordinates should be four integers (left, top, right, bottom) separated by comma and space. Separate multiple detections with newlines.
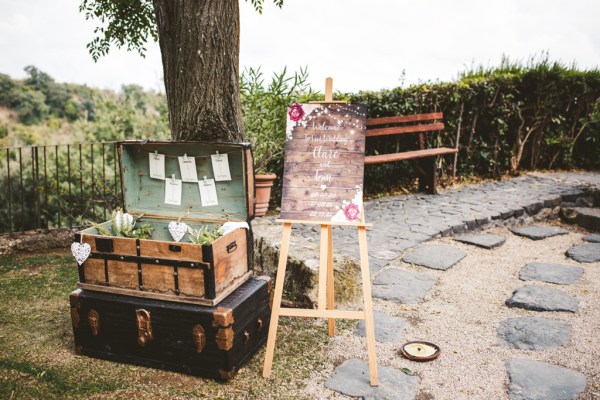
74, 140, 256, 305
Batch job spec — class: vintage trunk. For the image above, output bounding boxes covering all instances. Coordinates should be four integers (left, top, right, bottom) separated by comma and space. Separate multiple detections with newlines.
75, 140, 256, 305
70, 276, 272, 380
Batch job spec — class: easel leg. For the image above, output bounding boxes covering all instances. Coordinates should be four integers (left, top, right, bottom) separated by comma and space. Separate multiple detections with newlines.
327, 225, 335, 336
358, 226, 378, 386
317, 225, 329, 310
263, 222, 293, 378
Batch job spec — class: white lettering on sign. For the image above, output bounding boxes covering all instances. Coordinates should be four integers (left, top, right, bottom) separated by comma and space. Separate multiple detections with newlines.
309, 192, 338, 199
312, 122, 342, 131
305, 134, 349, 144
312, 146, 340, 160
315, 169, 333, 182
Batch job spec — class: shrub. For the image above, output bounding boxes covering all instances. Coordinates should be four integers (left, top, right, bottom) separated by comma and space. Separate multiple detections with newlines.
240, 66, 315, 174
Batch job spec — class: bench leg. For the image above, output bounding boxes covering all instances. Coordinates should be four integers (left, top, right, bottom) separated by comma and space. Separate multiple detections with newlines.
416, 157, 437, 194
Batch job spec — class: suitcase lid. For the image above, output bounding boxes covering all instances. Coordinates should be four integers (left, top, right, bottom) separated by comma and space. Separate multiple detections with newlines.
118, 140, 254, 222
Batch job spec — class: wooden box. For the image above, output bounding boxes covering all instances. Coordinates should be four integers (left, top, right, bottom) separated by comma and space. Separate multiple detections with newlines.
75, 140, 256, 305
70, 276, 272, 380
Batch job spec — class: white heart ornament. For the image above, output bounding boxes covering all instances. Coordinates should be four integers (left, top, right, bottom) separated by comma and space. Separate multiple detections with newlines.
71, 242, 91, 265
168, 221, 189, 242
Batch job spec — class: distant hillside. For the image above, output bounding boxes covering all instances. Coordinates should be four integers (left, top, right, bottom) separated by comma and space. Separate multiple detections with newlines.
0, 66, 170, 148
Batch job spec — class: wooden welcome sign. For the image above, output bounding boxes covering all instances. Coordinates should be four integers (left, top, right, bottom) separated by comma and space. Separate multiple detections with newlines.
280, 103, 367, 223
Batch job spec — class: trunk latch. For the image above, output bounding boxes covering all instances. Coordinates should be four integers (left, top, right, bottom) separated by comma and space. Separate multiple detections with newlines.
136, 309, 153, 346
192, 324, 206, 353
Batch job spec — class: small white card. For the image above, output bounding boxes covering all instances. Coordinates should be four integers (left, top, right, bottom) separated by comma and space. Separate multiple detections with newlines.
211, 153, 232, 181
149, 152, 165, 180
164, 176, 182, 206
198, 178, 219, 207
178, 154, 198, 182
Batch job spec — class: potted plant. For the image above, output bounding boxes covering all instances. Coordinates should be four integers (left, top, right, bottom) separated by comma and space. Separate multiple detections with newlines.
240, 66, 313, 216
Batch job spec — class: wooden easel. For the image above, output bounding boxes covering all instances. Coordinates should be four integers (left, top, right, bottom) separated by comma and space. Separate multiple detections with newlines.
262, 78, 379, 386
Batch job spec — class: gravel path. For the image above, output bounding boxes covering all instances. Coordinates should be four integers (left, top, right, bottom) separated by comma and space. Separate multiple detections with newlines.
303, 223, 600, 399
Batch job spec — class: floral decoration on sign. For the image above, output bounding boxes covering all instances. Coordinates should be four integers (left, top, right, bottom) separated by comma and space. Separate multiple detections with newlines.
331, 185, 364, 223
343, 202, 360, 221
285, 103, 318, 139
288, 103, 305, 122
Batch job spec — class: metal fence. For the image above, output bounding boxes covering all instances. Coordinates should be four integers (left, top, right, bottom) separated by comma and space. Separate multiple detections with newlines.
1, 142, 122, 234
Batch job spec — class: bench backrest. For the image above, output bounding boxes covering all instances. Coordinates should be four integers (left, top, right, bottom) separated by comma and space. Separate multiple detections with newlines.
364, 112, 455, 165
366, 112, 444, 140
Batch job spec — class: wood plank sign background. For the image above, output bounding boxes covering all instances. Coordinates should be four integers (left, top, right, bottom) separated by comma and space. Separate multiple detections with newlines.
280, 103, 367, 223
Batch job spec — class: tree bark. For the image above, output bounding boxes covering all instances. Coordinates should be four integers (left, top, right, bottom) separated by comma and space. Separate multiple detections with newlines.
153, 0, 244, 142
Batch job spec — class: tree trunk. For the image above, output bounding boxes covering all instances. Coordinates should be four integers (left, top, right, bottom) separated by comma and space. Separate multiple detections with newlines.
153, 0, 244, 142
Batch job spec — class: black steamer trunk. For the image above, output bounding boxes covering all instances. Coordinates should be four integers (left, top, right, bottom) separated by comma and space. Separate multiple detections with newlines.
70, 276, 272, 380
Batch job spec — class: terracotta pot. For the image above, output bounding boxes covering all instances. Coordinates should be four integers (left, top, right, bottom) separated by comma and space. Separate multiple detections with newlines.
254, 173, 277, 217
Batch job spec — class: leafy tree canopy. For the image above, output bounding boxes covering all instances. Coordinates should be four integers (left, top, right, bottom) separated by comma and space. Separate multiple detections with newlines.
80, 0, 284, 62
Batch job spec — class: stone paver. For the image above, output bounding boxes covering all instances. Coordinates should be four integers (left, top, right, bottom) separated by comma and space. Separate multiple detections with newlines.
561, 206, 600, 232
507, 359, 586, 400
566, 243, 600, 263
372, 268, 436, 303
454, 233, 506, 249
325, 359, 419, 400
498, 317, 571, 350
583, 234, 600, 243
403, 244, 467, 270
505, 285, 579, 312
519, 262, 583, 285
355, 311, 409, 343
510, 225, 569, 240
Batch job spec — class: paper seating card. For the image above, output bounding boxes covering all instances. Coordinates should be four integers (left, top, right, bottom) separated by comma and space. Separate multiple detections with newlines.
198, 178, 219, 207
178, 154, 198, 182
211, 153, 232, 181
149, 152, 166, 180
164, 176, 183, 206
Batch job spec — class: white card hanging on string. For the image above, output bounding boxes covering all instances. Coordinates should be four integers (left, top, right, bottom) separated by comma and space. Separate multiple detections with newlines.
211, 151, 232, 181
165, 175, 183, 206
149, 151, 166, 180
178, 154, 198, 182
198, 176, 219, 206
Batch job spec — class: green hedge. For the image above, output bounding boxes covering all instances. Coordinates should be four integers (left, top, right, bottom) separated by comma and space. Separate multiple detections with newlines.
343, 57, 600, 195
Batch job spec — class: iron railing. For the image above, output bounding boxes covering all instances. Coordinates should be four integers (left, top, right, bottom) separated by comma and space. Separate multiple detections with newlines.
1, 142, 122, 234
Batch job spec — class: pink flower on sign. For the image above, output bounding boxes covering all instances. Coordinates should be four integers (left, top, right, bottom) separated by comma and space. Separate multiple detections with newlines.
343, 202, 360, 221
288, 103, 305, 122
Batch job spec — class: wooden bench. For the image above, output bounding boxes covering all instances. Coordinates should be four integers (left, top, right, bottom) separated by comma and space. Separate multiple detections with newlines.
364, 112, 457, 194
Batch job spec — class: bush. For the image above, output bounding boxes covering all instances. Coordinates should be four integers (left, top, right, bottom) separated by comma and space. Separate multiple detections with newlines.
240, 66, 316, 174
0, 123, 8, 139
15, 89, 50, 125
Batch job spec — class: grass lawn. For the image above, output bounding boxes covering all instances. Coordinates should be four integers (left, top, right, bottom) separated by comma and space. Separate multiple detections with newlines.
0, 251, 333, 399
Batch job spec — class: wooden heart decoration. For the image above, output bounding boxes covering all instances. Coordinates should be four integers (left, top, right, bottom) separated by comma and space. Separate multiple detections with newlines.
71, 242, 91, 265
168, 221, 188, 242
